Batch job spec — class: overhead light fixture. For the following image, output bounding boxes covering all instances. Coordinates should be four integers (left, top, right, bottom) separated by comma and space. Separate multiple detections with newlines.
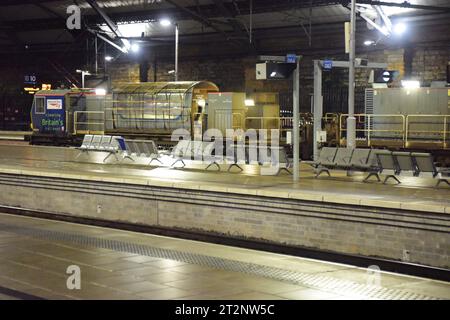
95, 88, 107, 95
105, 56, 113, 61
76, 69, 90, 75
401, 80, 420, 89
160, 19, 172, 27
245, 99, 255, 107
168, 70, 175, 74
130, 43, 139, 53
100, 22, 149, 38
393, 22, 406, 35
364, 40, 375, 46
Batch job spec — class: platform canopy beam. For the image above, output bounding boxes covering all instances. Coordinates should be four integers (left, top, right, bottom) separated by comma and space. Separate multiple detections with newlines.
312, 59, 388, 159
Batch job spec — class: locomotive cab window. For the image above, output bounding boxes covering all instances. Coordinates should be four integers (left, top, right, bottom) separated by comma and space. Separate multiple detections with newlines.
35, 97, 45, 114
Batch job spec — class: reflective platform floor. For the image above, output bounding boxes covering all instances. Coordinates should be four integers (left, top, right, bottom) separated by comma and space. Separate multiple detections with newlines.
0, 144, 449, 214
0, 213, 449, 300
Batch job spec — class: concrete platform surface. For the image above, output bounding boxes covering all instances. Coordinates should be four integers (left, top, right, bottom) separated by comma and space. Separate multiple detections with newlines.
0, 213, 448, 300
0, 144, 449, 214
0, 131, 31, 141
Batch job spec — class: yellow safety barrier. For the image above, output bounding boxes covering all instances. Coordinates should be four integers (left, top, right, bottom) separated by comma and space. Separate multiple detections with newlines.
339, 114, 406, 147
73, 111, 105, 135
406, 114, 449, 149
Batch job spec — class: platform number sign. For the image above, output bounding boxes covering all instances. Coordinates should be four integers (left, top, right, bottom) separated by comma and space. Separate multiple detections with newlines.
286, 54, 297, 64
24, 75, 37, 85
323, 60, 333, 71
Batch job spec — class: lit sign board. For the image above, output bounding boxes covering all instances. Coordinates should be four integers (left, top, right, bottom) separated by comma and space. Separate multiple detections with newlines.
24, 75, 37, 84
323, 60, 333, 70
47, 99, 62, 110
24, 87, 39, 94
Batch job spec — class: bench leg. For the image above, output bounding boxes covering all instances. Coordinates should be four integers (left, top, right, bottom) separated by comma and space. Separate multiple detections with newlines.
149, 157, 163, 165
383, 175, 401, 184
436, 179, 450, 187
276, 167, 292, 175
75, 150, 88, 159
171, 158, 186, 168
363, 172, 380, 182
103, 152, 115, 163
205, 161, 221, 171
315, 168, 330, 178
121, 155, 134, 163
228, 163, 243, 172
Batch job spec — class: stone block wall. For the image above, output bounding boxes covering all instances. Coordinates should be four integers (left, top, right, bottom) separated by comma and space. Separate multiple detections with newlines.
411, 48, 450, 86
107, 46, 449, 113
0, 173, 448, 269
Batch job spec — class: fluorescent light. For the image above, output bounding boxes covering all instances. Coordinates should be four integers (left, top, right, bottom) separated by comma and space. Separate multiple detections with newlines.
130, 43, 139, 53
401, 80, 420, 89
270, 71, 277, 77
160, 19, 172, 27
245, 99, 255, 107
168, 70, 175, 74
393, 23, 406, 35
100, 22, 149, 38
105, 56, 113, 61
95, 88, 106, 95
76, 69, 90, 75
364, 40, 374, 46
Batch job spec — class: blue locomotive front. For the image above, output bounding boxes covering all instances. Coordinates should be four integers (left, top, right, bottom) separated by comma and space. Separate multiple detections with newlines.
30, 88, 102, 145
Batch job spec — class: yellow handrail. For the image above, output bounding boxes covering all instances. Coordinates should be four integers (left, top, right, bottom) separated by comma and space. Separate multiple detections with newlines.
406, 114, 449, 148
339, 114, 406, 147
74, 111, 105, 135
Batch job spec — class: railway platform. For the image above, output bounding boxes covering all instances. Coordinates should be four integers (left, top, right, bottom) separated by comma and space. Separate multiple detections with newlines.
0, 213, 449, 300
0, 144, 449, 280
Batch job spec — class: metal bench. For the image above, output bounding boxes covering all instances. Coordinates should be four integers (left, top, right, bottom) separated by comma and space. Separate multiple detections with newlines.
309, 148, 384, 182
303, 147, 338, 177
412, 152, 450, 187
171, 140, 194, 168
253, 145, 292, 175
376, 150, 401, 184
203, 141, 223, 171
356, 149, 382, 182
76, 134, 122, 162
270, 146, 292, 175
225, 143, 245, 172
393, 151, 418, 177
121, 139, 161, 165
314, 147, 354, 178
77, 134, 93, 153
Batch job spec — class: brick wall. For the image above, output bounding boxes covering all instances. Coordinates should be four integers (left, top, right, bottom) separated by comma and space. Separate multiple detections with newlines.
107, 46, 449, 112
1, 174, 448, 269
411, 48, 450, 86
107, 61, 140, 85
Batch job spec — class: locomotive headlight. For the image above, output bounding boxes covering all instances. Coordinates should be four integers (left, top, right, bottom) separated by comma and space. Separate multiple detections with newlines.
197, 99, 206, 107
245, 99, 255, 107
401, 80, 420, 89
95, 88, 106, 95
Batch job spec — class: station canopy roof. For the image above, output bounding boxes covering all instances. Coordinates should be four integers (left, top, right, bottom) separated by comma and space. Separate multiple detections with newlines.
113, 81, 219, 94
1, 0, 449, 53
